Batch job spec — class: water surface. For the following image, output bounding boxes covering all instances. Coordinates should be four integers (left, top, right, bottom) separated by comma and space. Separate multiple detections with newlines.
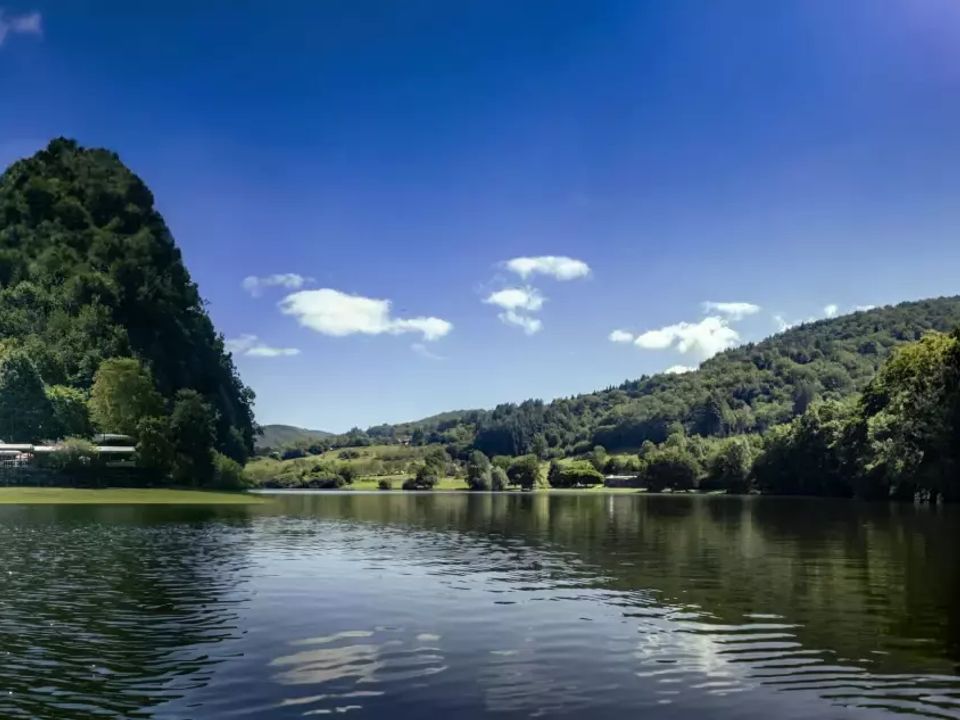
1, 492, 958, 719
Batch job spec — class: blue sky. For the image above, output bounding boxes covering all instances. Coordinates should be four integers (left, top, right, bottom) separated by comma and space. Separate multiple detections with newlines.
3, 1, 960, 431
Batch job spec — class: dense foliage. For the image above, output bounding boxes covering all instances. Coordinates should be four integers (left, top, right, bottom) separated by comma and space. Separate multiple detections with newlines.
317, 297, 960, 461
0, 139, 256, 462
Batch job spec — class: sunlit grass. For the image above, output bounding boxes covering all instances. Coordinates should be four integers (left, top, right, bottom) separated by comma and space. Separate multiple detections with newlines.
0, 487, 267, 504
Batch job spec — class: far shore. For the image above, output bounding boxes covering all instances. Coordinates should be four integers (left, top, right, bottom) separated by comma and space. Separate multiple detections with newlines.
0, 488, 268, 505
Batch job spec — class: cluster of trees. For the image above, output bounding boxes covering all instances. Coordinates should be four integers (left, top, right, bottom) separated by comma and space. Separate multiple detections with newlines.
321, 297, 960, 462
0, 139, 256, 465
0, 352, 245, 488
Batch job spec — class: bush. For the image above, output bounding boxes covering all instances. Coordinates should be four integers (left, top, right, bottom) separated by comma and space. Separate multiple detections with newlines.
548, 460, 604, 488
281, 447, 307, 461
338, 464, 358, 484
377, 479, 392, 490
338, 449, 362, 460
42, 437, 100, 473
507, 454, 541, 490
641, 447, 700, 491
402, 475, 436, 490
466, 450, 492, 491
211, 451, 248, 490
491, 466, 508, 491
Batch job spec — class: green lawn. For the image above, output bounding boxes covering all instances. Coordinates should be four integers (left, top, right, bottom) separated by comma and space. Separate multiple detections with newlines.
0, 487, 267, 504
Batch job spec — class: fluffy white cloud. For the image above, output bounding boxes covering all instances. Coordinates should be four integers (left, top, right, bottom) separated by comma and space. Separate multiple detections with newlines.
484, 287, 545, 334
499, 309, 542, 335
664, 365, 696, 375
701, 301, 761, 320
854, 304, 876, 312
484, 287, 545, 312
505, 256, 590, 281
0, 11, 41, 46
824, 303, 839, 318
242, 273, 311, 297
279, 288, 452, 341
225, 334, 300, 358
634, 316, 740, 358
608, 329, 634, 343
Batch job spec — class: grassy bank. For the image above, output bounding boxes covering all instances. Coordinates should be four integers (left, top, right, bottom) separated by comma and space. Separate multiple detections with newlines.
0, 488, 267, 504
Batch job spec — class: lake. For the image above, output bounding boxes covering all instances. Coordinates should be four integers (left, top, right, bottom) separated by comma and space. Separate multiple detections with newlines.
1, 492, 958, 719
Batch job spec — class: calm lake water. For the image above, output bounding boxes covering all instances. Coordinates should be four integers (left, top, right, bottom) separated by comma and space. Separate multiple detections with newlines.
1, 492, 959, 720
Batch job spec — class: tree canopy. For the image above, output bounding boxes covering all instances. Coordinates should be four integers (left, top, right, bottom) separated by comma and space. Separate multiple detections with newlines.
0, 139, 256, 457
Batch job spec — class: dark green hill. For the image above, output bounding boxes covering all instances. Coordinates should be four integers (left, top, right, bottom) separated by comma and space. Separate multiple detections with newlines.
256, 424, 332, 451
357, 297, 960, 456
0, 139, 255, 457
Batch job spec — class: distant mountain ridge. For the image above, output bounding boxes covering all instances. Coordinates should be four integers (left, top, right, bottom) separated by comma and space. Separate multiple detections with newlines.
257, 424, 332, 450
343, 296, 960, 456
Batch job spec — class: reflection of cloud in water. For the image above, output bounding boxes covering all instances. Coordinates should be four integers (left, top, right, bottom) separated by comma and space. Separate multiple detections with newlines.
270, 628, 447, 713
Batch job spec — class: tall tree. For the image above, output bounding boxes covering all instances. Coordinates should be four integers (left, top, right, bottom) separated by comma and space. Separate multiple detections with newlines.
169, 389, 216, 485
0, 350, 54, 442
88, 358, 163, 436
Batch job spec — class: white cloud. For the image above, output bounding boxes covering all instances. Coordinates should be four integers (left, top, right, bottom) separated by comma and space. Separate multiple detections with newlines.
634, 316, 740, 359
484, 286, 545, 334
664, 365, 696, 375
701, 301, 761, 320
824, 304, 839, 318
225, 334, 300, 358
279, 288, 452, 342
484, 287, 545, 312
505, 256, 590, 281
773, 314, 796, 332
243, 273, 311, 297
411, 342, 444, 360
0, 10, 42, 46
499, 309, 542, 335
854, 304, 876, 312
609, 329, 635, 343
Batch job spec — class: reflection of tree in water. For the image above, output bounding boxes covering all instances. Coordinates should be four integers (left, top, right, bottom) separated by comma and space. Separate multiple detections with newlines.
279, 492, 960, 715
0, 504, 256, 720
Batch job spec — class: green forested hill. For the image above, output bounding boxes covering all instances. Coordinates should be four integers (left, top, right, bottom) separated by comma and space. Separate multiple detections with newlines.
256, 425, 332, 451
0, 139, 255, 458
352, 297, 960, 456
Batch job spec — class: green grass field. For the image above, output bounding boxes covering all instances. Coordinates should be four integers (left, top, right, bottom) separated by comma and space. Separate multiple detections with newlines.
0, 488, 267, 504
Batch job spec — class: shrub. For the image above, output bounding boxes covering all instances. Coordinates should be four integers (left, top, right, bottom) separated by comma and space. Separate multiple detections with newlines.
42, 437, 100, 472
211, 451, 248, 490
507, 454, 541, 490
466, 450, 492, 491
548, 460, 604, 488
491, 467, 508, 491
377, 479, 392, 490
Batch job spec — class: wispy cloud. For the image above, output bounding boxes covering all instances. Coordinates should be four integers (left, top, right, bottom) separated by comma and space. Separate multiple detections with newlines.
608, 329, 634, 343
504, 256, 591, 281
499, 310, 543, 335
411, 342, 444, 360
854, 304, 876, 312
484, 287, 545, 334
279, 288, 452, 342
0, 10, 42, 47
701, 301, 761, 320
226, 334, 300, 358
242, 273, 311, 297
664, 364, 696, 375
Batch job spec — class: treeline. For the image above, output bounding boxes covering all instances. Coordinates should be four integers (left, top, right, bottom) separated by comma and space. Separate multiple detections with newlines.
305, 297, 960, 461
0, 139, 256, 466
1, 353, 245, 488
547, 328, 960, 501
262, 324, 960, 502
